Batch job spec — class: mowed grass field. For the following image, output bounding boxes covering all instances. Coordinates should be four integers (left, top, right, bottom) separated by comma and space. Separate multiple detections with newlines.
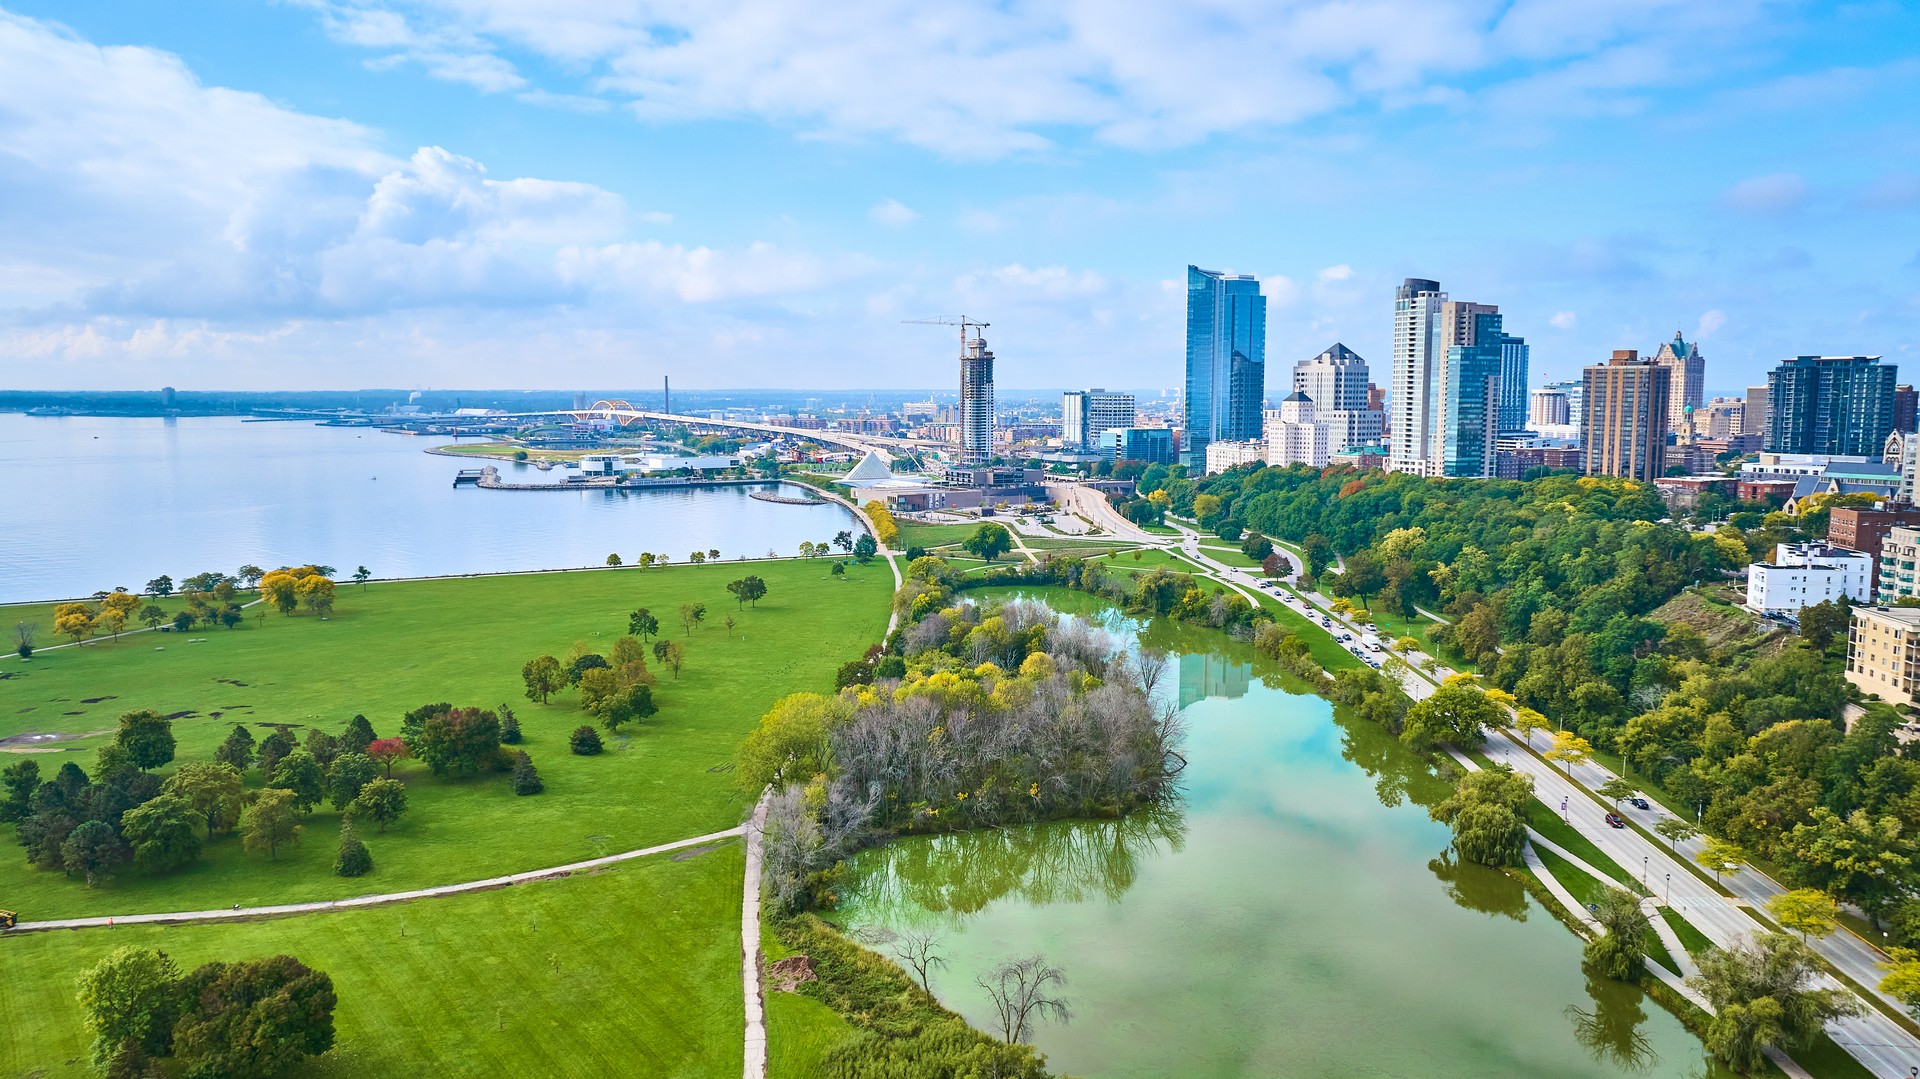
0, 844, 743, 1078
0, 558, 891, 918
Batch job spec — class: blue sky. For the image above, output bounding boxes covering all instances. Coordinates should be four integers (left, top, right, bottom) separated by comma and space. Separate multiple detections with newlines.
1, 1, 1917, 393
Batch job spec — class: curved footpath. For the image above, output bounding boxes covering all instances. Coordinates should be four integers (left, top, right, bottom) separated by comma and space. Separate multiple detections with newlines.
7, 826, 744, 932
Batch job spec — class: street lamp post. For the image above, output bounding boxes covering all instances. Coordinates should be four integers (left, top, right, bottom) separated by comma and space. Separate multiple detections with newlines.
1642, 855, 1649, 888
1664, 872, 1671, 904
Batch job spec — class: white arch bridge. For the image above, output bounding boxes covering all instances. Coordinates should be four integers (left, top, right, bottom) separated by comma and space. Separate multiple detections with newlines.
497, 400, 946, 465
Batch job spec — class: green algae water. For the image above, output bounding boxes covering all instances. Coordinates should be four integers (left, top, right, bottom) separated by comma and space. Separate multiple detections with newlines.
838, 597, 1729, 1078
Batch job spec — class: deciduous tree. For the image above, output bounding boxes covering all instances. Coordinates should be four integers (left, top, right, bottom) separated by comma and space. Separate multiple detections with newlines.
351, 778, 408, 832
62, 819, 131, 886
76, 946, 182, 1068
269, 749, 326, 813
242, 788, 301, 859
171, 956, 336, 1078
160, 762, 245, 839
963, 523, 1013, 562
727, 576, 769, 609
521, 654, 564, 703
1545, 731, 1594, 776
1688, 934, 1859, 1074
977, 954, 1071, 1044
628, 607, 660, 640
120, 793, 204, 874
1766, 889, 1839, 942
1584, 887, 1651, 981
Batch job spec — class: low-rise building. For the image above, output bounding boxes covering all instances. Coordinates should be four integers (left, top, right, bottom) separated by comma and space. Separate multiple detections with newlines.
1746, 542, 1874, 616
1847, 606, 1920, 707
1264, 391, 1331, 468
1099, 427, 1176, 466
1204, 438, 1268, 474
1879, 526, 1920, 602
1831, 505, 1920, 564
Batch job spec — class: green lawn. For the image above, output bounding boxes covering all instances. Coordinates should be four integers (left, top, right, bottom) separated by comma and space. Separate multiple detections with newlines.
0, 559, 891, 918
1522, 801, 1645, 893
0, 843, 743, 1078
762, 922, 855, 1076
1246, 593, 1363, 673
1369, 610, 1475, 674
1197, 544, 1263, 569
898, 523, 984, 550
1532, 846, 1678, 974
1659, 906, 1714, 960
4, 592, 259, 645
1016, 533, 1144, 551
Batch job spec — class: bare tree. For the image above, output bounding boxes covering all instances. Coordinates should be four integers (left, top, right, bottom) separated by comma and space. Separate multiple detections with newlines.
892, 929, 948, 994
13, 621, 37, 651
977, 954, 1071, 1044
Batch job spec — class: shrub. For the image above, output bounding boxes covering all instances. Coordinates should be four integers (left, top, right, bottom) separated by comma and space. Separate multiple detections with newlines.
570, 726, 603, 756
333, 821, 372, 877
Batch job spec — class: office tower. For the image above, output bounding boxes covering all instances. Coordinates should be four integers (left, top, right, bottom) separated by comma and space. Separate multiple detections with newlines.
959, 334, 996, 464
1530, 388, 1570, 427
1766, 355, 1897, 456
1436, 305, 1503, 477
1745, 385, 1770, 440
1183, 266, 1267, 470
1061, 389, 1136, 448
1390, 278, 1446, 474
1099, 427, 1176, 465
1703, 397, 1746, 438
1897, 384, 1918, 434
1293, 343, 1370, 410
1582, 349, 1671, 480
1650, 332, 1705, 432
1498, 335, 1530, 434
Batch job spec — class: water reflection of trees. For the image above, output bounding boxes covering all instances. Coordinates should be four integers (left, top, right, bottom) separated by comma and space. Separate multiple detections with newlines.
1564, 973, 1658, 1073
851, 800, 1188, 924
1427, 851, 1529, 922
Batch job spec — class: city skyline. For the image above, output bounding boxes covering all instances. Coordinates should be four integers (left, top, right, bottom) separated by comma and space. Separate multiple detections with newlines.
1, 4, 1918, 391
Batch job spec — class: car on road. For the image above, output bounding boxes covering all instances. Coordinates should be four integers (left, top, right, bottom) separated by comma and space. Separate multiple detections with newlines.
1629, 797, 1651, 811
1604, 813, 1626, 829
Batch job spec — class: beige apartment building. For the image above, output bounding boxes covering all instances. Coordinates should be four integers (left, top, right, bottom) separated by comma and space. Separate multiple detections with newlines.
1847, 606, 1920, 707
1582, 350, 1672, 481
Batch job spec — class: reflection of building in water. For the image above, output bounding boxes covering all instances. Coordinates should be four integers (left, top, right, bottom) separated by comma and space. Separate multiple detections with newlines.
1177, 652, 1252, 709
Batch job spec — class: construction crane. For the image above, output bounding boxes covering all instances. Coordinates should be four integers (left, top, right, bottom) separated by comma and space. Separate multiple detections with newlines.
902, 316, 989, 356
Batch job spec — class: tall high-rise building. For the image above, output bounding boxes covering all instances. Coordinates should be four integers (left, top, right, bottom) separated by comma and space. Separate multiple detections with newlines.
1582, 350, 1671, 481
1498, 335, 1530, 434
1766, 355, 1897, 456
1650, 332, 1705, 433
1060, 389, 1136, 448
1293, 343, 1370, 410
959, 335, 996, 464
1544, 379, 1584, 426
1183, 266, 1267, 470
1436, 306, 1504, 477
1389, 278, 1446, 474
1896, 384, 1918, 434
1530, 388, 1571, 427
1745, 385, 1770, 440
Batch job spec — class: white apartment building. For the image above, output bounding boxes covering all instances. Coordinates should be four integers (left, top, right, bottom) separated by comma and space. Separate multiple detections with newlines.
1389, 278, 1446, 476
1203, 438, 1268, 474
1848, 606, 1920, 707
1745, 542, 1874, 616
1265, 391, 1331, 468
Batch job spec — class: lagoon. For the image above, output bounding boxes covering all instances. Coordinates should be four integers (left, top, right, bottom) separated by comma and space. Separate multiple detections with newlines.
0, 413, 857, 603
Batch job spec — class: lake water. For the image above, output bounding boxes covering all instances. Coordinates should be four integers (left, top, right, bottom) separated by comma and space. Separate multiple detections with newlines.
838, 600, 1729, 1079
0, 414, 858, 603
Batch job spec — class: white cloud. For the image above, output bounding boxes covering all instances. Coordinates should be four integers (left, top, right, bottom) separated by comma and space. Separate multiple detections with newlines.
868, 199, 919, 227
1550, 310, 1577, 329
298, 0, 1771, 157
1317, 264, 1353, 282
955, 263, 1108, 301
1696, 309, 1727, 337
1723, 172, 1808, 215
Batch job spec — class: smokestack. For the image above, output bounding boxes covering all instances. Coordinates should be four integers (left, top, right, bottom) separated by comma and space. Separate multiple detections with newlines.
664, 375, 670, 415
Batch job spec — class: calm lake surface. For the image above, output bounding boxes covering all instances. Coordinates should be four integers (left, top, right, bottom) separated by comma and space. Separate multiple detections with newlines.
0, 413, 858, 603
839, 597, 1729, 1079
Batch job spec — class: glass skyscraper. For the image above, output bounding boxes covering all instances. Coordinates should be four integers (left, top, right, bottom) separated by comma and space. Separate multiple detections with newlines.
1766, 355, 1896, 456
1183, 266, 1266, 470
1440, 309, 1504, 477
1497, 333, 1530, 434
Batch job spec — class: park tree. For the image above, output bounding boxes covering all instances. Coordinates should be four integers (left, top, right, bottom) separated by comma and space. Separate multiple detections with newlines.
1653, 818, 1698, 850
366, 738, 409, 778
236, 565, 264, 587
215, 725, 255, 772
1, 758, 40, 822
14, 619, 36, 658
1545, 731, 1595, 776
1697, 836, 1748, 884
566, 653, 609, 686
171, 956, 337, 1079
1240, 531, 1274, 561
736, 693, 846, 792
350, 778, 408, 833
259, 571, 299, 615
62, 819, 132, 886
1881, 948, 1920, 1019
1688, 934, 1859, 1074
1766, 889, 1839, 942
1781, 807, 1914, 923
242, 788, 302, 859
653, 639, 687, 678
521, 654, 565, 703
55, 602, 96, 645
120, 793, 204, 874
140, 603, 166, 630
326, 753, 379, 811
341, 714, 377, 755
1261, 551, 1292, 579
145, 575, 175, 597
606, 552, 623, 566
303, 729, 342, 773
834, 529, 855, 554
76, 946, 183, 1068
511, 751, 543, 795
571, 725, 604, 755
977, 954, 1071, 1045
269, 750, 326, 813
853, 533, 878, 563
727, 576, 769, 609
257, 728, 296, 778
352, 566, 371, 590
1584, 887, 1652, 981
963, 523, 1013, 562
890, 930, 948, 994
629, 607, 660, 640
408, 706, 503, 778
160, 762, 245, 840
295, 575, 336, 616
334, 818, 372, 877
1399, 680, 1498, 751
678, 602, 707, 636
1597, 777, 1637, 810
862, 500, 900, 547
1429, 765, 1533, 867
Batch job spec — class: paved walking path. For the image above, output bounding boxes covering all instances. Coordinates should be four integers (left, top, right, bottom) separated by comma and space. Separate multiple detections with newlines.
7, 826, 745, 932
741, 793, 771, 1079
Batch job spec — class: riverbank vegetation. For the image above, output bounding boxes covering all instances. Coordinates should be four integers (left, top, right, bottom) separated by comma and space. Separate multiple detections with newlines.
0, 558, 891, 917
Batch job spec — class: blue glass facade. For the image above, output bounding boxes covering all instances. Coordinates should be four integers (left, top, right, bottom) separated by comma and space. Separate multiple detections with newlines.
1100, 426, 1176, 465
1498, 333, 1529, 433
1183, 266, 1266, 470
1441, 310, 1503, 477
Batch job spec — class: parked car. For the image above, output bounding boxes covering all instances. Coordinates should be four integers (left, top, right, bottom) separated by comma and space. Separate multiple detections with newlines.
1629, 797, 1651, 811
1604, 813, 1626, 829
